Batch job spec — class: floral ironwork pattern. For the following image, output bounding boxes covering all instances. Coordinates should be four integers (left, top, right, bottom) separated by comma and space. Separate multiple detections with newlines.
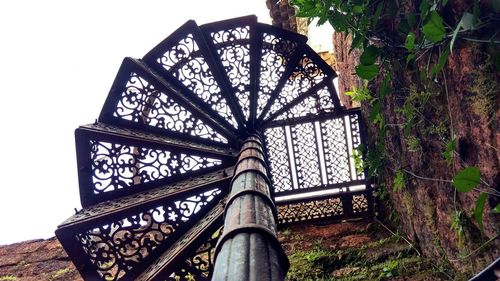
210, 27, 251, 121
90, 140, 222, 194
321, 118, 351, 184
265, 54, 326, 119
277, 197, 343, 224
156, 34, 238, 128
352, 194, 369, 214
76, 188, 221, 281
291, 123, 322, 188
257, 33, 299, 117
263, 127, 293, 192
274, 86, 335, 121
137, 199, 224, 280
113, 72, 228, 144
168, 227, 222, 280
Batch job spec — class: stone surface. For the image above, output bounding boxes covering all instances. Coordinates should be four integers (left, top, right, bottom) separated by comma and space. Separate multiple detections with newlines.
0, 237, 82, 281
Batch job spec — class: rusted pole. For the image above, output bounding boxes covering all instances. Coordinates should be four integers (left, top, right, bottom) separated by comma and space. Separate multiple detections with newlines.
212, 135, 289, 281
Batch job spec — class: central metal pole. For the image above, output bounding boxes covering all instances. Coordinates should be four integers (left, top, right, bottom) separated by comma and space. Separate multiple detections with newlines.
212, 135, 289, 281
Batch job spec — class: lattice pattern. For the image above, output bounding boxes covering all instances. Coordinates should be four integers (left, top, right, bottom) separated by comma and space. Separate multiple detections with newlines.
321, 118, 351, 184
264, 52, 327, 119
209, 26, 251, 121
257, 33, 299, 117
153, 33, 238, 129
112, 71, 228, 143
264, 111, 366, 196
89, 140, 222, 194
291, 123, 322, 188
137, 199, 224, 280
75, 188, 221, 281
274, 86, 335, 121
264, 127, 293, 192
277, 197, 343, 224
168, 227, 222, 280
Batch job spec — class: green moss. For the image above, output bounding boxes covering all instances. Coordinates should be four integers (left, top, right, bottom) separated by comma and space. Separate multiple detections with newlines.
468, 58, 498, 121
49, 267, 72, 280
0, 275, 17, 281
406, 135, 421, 152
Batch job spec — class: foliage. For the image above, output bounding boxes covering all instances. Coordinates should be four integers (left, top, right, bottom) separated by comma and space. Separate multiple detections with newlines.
450, 210, 464, 247
292, 0, 498, 250
442, 137, 456, 166
393, 170, 405, 192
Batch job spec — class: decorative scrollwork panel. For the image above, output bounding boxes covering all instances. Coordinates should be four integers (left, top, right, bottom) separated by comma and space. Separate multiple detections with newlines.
100, 60, 228, 143
74, 188, 222, 281
153, 33, 238, 128
273, 86, 335, 121
277, 197, 343, 225
257, 33, 299, 117
263, 127, 293, 193
351, 194, 369, 214
168, 227, 222, 280
321, 118, 351, 184
210, 27, 251, 121
290, 123, 322, 189
89, 140, 222, 194
136, 199, 224, 280
265, 52, 327, 119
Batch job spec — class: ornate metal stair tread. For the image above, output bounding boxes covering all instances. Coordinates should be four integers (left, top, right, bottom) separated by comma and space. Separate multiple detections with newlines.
57, 15, 372, 280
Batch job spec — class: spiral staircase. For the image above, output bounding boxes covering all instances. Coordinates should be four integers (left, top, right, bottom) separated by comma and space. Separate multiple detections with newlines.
55, 15, 373, 280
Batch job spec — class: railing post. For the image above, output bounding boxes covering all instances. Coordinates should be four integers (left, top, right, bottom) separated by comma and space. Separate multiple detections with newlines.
212, 135, 289, 281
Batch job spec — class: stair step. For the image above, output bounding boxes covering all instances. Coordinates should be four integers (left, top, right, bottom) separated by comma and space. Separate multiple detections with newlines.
56, 168, 232, 281
143, 20, 241, 131
99, 57, 238, 147
75, 124, 237, 206
136, 197, 225, 281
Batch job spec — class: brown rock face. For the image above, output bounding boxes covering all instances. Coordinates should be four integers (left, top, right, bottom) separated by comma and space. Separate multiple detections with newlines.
0, 237, 81, 281
332, 8, 499, 279
332, 32, 363, 108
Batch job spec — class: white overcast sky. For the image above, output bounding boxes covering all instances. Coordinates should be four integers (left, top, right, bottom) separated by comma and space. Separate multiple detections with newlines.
0, 0, 334, 245
0, 0, 275, 245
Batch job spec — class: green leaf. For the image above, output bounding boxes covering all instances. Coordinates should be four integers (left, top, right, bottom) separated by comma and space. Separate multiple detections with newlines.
329, 10, 348, 32
355, 64, 379, 80
423, 11, 445, 43
360, 45, 380, 65
475, 192, 487, 232
345, 86, 373, 102
493, 204, 500, 213
442, 137, 456, 166
405, 32, 416, 51
452, 167, 481, 192
350, 32, 364, 52
430, 48, 450, 78
353, 5, 363, 13
406, 53, 415, 63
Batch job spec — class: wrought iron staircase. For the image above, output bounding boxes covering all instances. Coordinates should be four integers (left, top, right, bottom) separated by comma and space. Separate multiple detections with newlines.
56, 15, 373, 280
